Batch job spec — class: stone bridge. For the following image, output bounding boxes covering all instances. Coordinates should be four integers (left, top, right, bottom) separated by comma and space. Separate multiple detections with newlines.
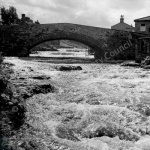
0, 23, 149, 61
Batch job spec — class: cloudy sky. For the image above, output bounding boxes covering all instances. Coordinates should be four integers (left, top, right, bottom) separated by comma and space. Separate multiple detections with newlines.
1, 0, 150, 28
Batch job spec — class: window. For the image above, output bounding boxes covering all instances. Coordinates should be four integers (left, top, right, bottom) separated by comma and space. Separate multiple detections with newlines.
140, 24, 146, 31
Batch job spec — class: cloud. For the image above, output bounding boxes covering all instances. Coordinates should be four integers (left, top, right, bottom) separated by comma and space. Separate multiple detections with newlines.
1, 0, 150, 28
109, 0, 146, 11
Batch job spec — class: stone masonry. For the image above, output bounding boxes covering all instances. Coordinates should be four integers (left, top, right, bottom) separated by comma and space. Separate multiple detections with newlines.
0, 23, 149, 61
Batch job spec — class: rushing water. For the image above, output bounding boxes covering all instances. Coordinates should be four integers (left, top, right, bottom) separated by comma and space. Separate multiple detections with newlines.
30, 48, 94, 58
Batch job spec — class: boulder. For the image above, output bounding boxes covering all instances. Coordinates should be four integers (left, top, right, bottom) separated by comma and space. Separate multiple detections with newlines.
32, 75, 51, 80
57, 66, 82, 71
21, 83, 56, 99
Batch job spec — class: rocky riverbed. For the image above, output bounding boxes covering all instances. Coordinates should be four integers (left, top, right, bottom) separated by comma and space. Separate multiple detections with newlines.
4, 57, 150, 150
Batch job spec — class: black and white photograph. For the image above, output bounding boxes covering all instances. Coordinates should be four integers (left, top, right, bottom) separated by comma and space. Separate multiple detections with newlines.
0, 0, 150, 150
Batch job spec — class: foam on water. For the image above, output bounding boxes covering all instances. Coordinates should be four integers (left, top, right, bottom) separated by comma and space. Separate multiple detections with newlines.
30, 48, 94, 58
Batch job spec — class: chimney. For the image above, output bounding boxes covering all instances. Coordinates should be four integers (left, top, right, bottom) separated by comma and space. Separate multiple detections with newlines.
120, 15, 124, 23
22, 14, 25, 20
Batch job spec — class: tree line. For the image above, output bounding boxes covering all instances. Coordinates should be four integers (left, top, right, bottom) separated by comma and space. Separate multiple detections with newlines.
0, 6, 40, 25
0, 6, 18, 25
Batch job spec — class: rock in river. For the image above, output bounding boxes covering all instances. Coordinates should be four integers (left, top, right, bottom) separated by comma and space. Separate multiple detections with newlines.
56, 65, 82, 71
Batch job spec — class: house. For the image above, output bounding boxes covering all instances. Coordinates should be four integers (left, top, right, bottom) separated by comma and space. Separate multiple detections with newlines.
20, 14, 33, 25
134, 16, 150, 33
111, 15, 135, 32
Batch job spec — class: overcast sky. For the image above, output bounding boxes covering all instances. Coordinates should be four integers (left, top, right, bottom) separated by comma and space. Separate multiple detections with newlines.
1, 0, 150, 28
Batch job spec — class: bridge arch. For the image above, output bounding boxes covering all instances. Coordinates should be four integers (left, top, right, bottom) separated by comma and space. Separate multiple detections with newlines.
1, 23, 148, 60
24, 31, 105, 58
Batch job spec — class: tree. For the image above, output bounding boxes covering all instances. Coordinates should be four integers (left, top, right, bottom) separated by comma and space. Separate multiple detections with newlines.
0, 6, 18, 25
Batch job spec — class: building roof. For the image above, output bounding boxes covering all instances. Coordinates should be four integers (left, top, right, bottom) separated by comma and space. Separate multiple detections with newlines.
134, 16, 150, 22
111, 16, 134, 31
111, 22, 134, 31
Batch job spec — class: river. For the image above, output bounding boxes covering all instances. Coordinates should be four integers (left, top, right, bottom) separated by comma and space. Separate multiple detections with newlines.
4, 55, 150, 150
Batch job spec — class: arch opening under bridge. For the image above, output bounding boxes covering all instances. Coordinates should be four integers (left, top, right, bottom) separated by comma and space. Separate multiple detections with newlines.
24, 32, 105, 59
